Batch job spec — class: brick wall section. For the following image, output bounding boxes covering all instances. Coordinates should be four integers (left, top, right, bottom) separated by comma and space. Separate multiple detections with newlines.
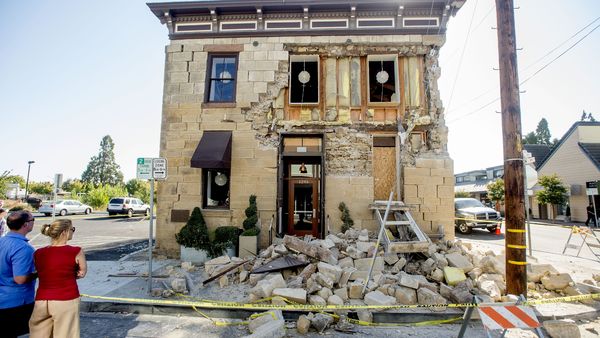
156, 34, 452, 256
403, 156, 455, 240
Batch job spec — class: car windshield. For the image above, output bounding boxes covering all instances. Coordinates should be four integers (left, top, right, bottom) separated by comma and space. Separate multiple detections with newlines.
455, 199, 485, 209
110, 198, 124, 204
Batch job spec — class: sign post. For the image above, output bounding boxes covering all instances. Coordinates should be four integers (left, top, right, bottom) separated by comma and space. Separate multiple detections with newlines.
523, 151, 535, 257
137, 157, 167, 294
587, 181, 599, 227
52, 173, 63, 222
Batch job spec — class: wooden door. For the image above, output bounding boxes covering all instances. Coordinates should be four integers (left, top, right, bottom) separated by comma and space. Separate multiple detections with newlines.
287, 178, 319, 237
373, 146, 396, 200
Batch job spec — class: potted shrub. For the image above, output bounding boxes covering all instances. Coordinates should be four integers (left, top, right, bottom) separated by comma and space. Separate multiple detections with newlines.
339, 202, 354, 233
214, 226, 242, 257
176, 207, 224, 263
239, 195, 260, 258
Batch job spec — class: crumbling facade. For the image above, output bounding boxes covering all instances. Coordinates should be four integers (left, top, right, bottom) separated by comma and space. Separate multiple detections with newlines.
148, 0, 464, 256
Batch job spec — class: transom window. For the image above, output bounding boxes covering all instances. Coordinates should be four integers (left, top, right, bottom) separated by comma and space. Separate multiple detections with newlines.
206, 54, 238, 102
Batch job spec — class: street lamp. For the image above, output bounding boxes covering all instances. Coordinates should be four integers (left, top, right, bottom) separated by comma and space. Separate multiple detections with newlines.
24, 160, 35, 200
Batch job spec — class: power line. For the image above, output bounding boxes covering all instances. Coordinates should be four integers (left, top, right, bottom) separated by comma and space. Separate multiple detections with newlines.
447, 16, 600, 121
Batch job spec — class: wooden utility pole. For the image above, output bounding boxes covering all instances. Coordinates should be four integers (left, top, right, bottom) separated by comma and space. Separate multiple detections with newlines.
495, 0, 526, 296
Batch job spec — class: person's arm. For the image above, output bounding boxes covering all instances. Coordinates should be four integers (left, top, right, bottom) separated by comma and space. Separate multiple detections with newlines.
14, 272, 38, 284
13, 247, 36, 284
75, 248, 87, 279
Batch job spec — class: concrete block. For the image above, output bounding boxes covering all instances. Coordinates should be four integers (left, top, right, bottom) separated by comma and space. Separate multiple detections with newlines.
543, 320, 580, 338
443, 267, 466, 286
317, 262, 343, 283
272, 288, 307, 304
445, 253, 474, 272
364, 290, 395, 306
354, 257, 384, 271
394, 286, 417, 304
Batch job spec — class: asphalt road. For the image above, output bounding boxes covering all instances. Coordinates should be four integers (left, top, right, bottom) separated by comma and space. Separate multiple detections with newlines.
457, 222, 600, 262
26, 212, 154, 252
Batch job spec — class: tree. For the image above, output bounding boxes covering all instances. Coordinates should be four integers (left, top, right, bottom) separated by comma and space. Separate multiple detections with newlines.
455, 191, 470, 198
535, 118, 552, 145
125, 179, 151, 203
241, 195, 260, 236
535, 174, 568, 223
82, 135, 124, 187
0, 174, 25, 198
338, 202, 354, 233
522, 132, 538, 145
522, 118, 553, 145
486, 179, 505, 210
28, 181, 53, 195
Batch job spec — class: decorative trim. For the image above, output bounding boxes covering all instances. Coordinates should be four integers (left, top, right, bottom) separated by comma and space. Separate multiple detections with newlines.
403, 17, 439, 28
219, 21, 258, 31
175, 22, 213, 33
357, 18, 395, 29
203, 44, 244, 52
310, 19, 349, 29
265, 20, 303, 30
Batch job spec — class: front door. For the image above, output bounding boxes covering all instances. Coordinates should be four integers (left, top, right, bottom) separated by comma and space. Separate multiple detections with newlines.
288, 178, 319, 237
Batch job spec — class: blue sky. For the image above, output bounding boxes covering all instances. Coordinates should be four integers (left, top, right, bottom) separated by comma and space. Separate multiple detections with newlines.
1, 0, 599, 183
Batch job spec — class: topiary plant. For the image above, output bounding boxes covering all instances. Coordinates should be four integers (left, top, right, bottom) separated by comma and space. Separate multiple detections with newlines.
215, 226, 242, 249
176, 207, 224, 258
241, 195, 260, 236
339, 202, 354, 233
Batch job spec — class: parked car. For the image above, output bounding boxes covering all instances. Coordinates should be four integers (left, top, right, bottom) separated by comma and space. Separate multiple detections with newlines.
39, 200, 93, 216
454, 198, 502, 234
107, 197, 150, 217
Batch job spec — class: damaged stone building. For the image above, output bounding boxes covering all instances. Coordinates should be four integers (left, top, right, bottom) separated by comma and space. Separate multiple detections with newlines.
148, 0, 464, 256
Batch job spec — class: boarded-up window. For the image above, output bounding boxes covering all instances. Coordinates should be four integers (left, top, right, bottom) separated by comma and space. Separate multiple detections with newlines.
289, 55, 319, 104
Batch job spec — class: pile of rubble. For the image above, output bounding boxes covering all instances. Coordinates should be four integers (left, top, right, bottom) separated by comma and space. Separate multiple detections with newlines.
161, 228, 597, 335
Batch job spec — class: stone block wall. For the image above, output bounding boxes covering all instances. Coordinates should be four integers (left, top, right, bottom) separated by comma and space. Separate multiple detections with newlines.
156, 33, 454, 256
403, 156, 455, 239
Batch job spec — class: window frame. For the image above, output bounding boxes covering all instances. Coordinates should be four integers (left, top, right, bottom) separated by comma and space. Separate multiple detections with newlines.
366, 54, 400, 105
289, 55, 320, 105
205, 53, 239, 103
202, 168, 231, 210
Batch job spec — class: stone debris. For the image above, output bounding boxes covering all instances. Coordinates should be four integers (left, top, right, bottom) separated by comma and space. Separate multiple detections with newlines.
170, 228, 593, 336
543, 320, 581, 338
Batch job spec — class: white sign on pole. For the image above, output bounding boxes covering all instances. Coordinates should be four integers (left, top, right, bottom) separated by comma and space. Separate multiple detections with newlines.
587, 181, 599, 196
137, 158, 153, 180
152, 158, 168, 180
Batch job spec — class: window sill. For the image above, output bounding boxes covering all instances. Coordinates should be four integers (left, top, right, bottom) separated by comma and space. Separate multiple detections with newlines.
202, 102, 237, 108
201, 208, 232, 216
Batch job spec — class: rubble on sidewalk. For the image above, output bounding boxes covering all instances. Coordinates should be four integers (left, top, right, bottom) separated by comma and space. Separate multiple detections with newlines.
154, 228, 596, 334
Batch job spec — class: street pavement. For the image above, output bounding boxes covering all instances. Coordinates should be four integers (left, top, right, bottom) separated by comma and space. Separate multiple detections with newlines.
27, 212, 154, 251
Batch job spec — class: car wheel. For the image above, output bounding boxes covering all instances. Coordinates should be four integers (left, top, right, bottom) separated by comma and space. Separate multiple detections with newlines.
85, 208, 92, 215
487, 226, 497, 233
59, 209, 67, 216
456, 222, 472, 234
145, 208, 150, 217
44, 213, 51, 216
127, 209, 134, 218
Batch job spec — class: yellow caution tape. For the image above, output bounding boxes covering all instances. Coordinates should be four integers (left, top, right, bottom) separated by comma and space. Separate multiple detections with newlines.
506, 244, 527, 249
507, 260, 529, 266
507, 229, 526, 233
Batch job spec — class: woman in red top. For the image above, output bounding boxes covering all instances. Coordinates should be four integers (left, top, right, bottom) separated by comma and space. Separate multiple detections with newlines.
29, 219, 87, 338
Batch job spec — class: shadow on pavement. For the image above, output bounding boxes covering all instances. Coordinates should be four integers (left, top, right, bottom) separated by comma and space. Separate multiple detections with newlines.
456, 229, 505, 241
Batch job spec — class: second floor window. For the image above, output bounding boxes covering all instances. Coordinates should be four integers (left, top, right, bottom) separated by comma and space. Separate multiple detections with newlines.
206, 54, 238, 102
289, 55, 319, 104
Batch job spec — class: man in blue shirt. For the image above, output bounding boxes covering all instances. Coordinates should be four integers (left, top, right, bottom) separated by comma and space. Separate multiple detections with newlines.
0, 211, 37, 337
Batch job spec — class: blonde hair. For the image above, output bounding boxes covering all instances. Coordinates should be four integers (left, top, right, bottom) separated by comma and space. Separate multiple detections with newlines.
41, 219, 72, 239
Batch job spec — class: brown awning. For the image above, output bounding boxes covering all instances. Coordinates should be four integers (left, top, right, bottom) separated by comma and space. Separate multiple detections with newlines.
190, 131, 232, 169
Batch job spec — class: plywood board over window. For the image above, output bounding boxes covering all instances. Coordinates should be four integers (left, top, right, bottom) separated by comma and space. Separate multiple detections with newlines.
373, 136, 397, 200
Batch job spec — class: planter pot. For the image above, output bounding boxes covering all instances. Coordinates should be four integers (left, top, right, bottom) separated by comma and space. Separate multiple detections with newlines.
239, 235, 258, 259
226, 245, 236, 258
180, 245, 209, 264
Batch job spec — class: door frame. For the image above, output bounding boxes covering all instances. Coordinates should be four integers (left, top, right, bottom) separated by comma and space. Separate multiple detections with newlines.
277, 133, 325, 239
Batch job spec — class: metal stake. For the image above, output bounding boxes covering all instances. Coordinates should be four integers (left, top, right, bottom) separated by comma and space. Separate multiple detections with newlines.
148, 178, 155, 294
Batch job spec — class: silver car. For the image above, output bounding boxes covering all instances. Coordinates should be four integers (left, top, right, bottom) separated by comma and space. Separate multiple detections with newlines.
39, 200, 93, 216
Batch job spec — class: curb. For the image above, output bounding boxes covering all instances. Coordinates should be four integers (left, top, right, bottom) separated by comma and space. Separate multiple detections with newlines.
80, 298, 600, 324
